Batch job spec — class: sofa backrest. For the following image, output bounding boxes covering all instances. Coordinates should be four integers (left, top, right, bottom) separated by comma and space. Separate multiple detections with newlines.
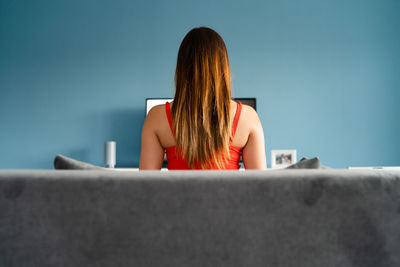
0, 170, 399, 267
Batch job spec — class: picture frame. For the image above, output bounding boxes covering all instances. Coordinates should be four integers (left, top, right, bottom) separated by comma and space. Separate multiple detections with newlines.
271, 150, 297, 169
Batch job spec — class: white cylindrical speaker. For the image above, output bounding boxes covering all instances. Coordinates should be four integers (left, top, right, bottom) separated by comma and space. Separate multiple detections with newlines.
104, 141, 116, 168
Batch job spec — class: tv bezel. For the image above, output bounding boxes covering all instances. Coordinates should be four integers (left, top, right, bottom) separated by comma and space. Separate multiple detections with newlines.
145, 97, 256, 115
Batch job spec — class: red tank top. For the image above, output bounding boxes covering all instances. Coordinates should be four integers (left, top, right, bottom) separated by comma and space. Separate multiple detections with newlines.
165, 101, 243, 170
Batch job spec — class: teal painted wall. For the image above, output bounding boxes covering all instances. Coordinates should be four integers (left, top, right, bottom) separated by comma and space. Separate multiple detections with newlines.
1, 0, 399, 169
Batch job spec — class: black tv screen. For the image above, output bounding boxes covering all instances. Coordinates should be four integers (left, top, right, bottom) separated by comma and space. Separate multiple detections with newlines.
146, 98, 256, 115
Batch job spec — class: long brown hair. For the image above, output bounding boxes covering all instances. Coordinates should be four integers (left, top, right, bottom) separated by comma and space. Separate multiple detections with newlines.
171, 27, 232, 169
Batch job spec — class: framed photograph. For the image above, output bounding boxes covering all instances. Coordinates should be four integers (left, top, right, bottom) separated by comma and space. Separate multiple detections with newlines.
271, 150, 297, 169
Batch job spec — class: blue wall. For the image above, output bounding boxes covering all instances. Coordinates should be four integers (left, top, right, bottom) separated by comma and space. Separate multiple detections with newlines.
1, 0, 399, 169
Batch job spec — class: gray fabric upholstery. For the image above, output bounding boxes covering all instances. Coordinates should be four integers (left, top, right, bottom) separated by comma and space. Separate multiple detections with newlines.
54, 154, 104, 170
286, 157, 330, 169
0, 169, 399, 267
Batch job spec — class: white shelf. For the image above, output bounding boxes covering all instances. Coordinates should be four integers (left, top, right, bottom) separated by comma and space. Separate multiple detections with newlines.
348, 166, 400, 170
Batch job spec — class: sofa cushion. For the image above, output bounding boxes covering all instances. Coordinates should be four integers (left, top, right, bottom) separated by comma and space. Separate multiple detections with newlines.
286, 157, 330, 169
54, 154, 104, 170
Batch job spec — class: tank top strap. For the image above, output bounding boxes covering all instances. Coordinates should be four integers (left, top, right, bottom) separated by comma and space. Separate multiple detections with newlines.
231, 101, 242, 140
165, 102, 175, 138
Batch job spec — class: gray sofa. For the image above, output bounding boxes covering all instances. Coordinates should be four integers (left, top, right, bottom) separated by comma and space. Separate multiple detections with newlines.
0, 169, 399, 267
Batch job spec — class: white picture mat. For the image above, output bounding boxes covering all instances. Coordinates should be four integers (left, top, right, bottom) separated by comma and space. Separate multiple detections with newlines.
271, 150, 297, 169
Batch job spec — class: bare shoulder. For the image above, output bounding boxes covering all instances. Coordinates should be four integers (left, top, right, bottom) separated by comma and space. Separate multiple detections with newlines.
147, 104, 166, 119
144, 104, 167, 129
241, 103, 257, 116
240, 104, 261, 128
238, 103, 266, 169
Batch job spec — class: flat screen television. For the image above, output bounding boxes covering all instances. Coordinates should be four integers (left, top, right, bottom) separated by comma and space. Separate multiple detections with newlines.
146, 98, 256, 115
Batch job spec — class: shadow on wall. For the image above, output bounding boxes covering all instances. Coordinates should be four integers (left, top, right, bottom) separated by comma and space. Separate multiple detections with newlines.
57, 107, 145, 168
66, 107, 146, 168
104, 108, 145, 167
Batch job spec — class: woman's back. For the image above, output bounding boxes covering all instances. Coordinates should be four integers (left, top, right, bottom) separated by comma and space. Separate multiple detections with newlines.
157, 100, 246, 149
166, 101, 242, 169
140, 100, 266, 169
